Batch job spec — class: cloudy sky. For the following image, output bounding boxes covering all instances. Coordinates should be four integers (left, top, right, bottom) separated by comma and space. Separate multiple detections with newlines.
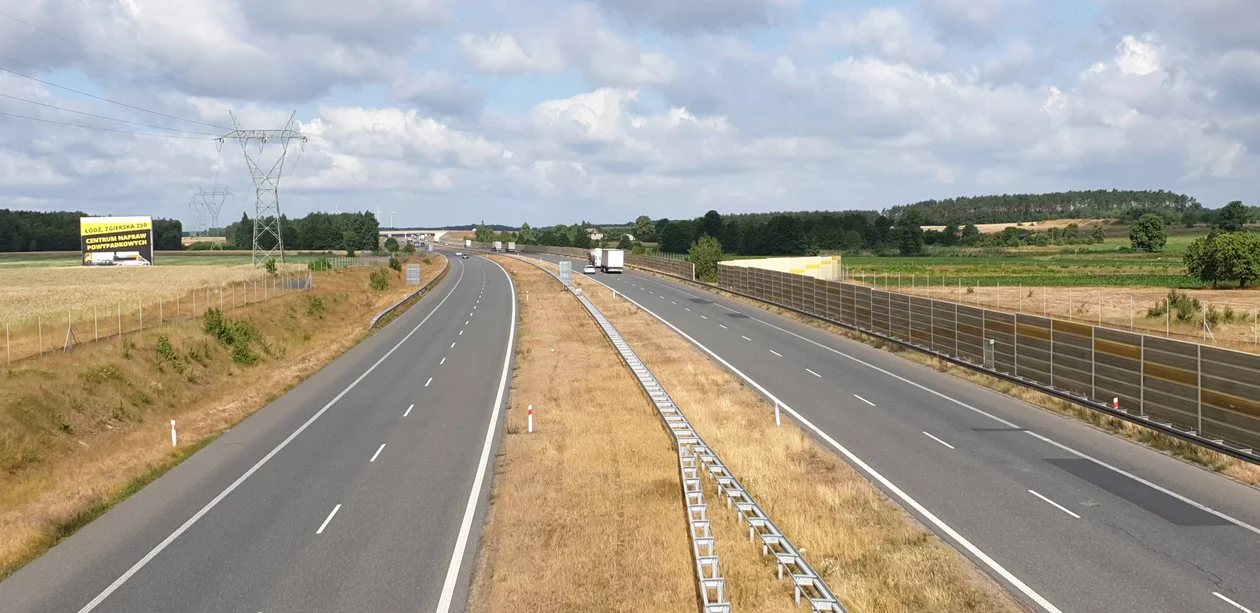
0, 0, 1257, 228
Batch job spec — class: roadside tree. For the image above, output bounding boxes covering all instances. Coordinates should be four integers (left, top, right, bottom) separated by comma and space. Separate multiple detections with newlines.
1129, 214, 1167, 252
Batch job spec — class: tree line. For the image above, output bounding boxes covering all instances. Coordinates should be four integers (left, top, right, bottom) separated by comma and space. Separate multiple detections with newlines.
223, 211, 381, 252
0, 209, 183, 252
884, 189, 1210, 225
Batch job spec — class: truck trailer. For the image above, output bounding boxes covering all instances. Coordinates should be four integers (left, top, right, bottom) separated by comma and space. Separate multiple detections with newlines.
464, 239, 472, 248
507, 241, 517, 252
588, 248, 624, 273
492, 241, 503, 252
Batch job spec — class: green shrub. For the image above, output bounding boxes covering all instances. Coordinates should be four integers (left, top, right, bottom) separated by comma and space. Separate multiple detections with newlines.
308, 257, 332, 272
1147, 289, 1201, 322
263, 257, 277, 275
154, 335, 183, 373
423, 257, 432, 265
82, 365, 122, 385
232, 342, 259, 365
306, 296, 327, 318
388, 255, 402, 272
369, 268, 391, 291
202, 307, 265, 365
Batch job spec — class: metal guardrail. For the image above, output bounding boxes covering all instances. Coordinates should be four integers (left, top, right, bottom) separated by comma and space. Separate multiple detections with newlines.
508, 253, 846, 613
369, 258, 450, 329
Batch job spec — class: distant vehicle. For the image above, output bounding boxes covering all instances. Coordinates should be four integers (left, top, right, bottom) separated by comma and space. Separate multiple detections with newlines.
583, 264, 596, 274
462, 254, 469, 259
455, 251, 463, 256
588, 248, 624, 273
464, 239, 472, 248
507, 241, 517, 252
492, 241, 503, 252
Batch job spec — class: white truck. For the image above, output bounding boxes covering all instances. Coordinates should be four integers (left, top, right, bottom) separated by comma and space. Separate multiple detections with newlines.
464, 238, 472, 248
492, 241, 503, 252
588, 248, 624, 273
507, 241, 517, 252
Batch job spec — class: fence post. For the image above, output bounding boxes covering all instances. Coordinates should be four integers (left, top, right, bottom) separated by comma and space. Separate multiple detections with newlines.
160, 297, 163, 324
1139, 335, 1145, 416
997, 282, 1001, 310
1043, 287, 1046, 315
193, 289, 196, 315
1019, 284, 1022, 312
1166, 297, 1170, 337
4, 321, 8, 364
1130, 296, 1133, 330
1098, 291, 1102, 326
38, 315, 43, 355
95, 306, 99, 340
1197, 344, 1203, 433
117, 301, 121, 342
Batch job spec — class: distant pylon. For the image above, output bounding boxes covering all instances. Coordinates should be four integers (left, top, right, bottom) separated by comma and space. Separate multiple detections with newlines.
219, 111, 307, 265
195, 186, 233, 249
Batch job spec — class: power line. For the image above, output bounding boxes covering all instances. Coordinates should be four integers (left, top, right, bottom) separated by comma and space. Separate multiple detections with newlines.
0, 11, 208, 94
0, 92, 222, 136
0, 109, 213, 140
0, 66, 230, 130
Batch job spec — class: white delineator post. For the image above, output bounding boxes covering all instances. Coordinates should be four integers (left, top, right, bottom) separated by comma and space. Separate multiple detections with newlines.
1113, 397, 1120, 411
171, 420, 178, 446
775, 400, 781, 426
527, 404, 534, 433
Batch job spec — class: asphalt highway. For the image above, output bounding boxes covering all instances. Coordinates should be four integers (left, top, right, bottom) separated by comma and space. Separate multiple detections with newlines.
0, 253, 516, 613
534, 252, 1260, 613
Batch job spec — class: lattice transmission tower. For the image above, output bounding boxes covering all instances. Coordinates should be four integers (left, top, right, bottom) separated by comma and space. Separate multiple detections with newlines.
219, 112, 307, 265
195, 186, 232, 248
186, 196, 208, 237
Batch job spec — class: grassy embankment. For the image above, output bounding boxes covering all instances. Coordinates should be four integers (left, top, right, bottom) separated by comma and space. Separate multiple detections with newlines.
0, 255, 444, 579
525, 258, 1026, 613
468, 257, 694, 613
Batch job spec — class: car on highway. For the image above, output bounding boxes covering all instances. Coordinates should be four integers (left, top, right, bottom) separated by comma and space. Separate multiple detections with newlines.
462, 254, 469, 259
455, 251, 463, 256
583, 264, 596, 274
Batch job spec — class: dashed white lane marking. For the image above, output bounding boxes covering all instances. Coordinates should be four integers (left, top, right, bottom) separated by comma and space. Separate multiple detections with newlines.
425, 377, 433, 387
685, 307, 691, 311
316, 504, 342, 534
404, 404, 414, 417
459, 330, 463, 336
923, 431, 955, 449
719, 324, 728, 329
450, 342, 456, 349
741, 335, 751, 341
1028, 490, 1081, 519
440, 357, 446, 365
370, 444, 386, 463
770, 349, 782, 357
701, 315, 708, 319
805, 368, 821, 378
671, 301, 676, 304
1214, 592, 1254, 613
853, 394, 875, 406
465, 320, 469, 325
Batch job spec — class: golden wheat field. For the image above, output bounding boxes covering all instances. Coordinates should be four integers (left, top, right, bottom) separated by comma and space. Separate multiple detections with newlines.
0, 264, 305, 323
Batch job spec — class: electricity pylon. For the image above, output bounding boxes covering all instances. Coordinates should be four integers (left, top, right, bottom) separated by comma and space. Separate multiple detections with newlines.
195, 186, 232, 249
219, 111, 307, 265
186, 196, 208, 237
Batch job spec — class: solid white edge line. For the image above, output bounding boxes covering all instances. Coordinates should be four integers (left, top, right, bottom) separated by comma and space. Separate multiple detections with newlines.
1028, 489, 1081, 519
854, 394, 876, 406
923, 431, 956, 450
728, 286, 1260, 536
434, 257, 517, 613
1214, 592, 1255, 613
572, 271, 1064, 613
404, 404, 414, 417
316, 504, 342, 534
370, 444, 386, 463
74, 259, 468, 613
770, 349, 783, 357
805, 368, 821, 378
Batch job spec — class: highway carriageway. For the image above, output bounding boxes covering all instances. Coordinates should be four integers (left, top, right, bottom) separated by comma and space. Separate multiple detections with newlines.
536, 252, 1260, 613
0, 253, 515, 613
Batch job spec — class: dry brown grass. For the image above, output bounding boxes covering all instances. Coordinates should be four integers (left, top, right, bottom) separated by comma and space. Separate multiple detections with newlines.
0, 255, 444, 578
649, 270, 1260, 491
558, 263, 1027, 613
467, 258, 694, 613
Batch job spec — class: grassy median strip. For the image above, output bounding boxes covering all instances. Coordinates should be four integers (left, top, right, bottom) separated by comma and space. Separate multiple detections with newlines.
570, 271, 1027, 613
467, 258, 694, 613
0, 256, 444, 579
637, 269, 1260, 490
